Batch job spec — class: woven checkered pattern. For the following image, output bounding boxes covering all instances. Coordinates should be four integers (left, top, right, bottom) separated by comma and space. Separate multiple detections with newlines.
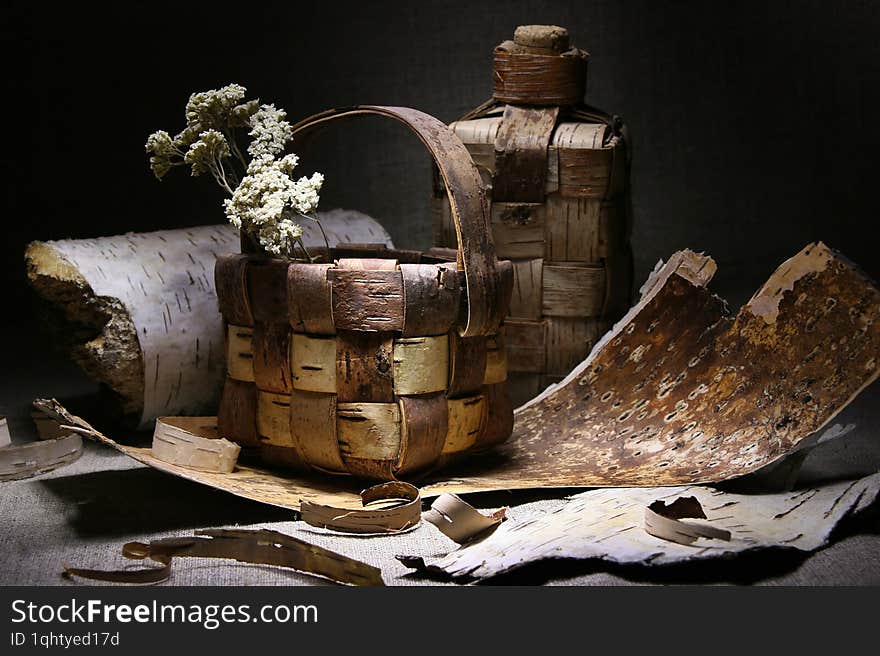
215, 252, 513, 480
433, 114, 632, 404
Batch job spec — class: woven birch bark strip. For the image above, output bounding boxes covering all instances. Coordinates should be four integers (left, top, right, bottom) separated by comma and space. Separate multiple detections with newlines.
25, 210, 392, 428
401, 473, 880, 580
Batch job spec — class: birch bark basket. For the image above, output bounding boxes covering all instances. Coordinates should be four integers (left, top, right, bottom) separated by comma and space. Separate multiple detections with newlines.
25, 209, 392, 428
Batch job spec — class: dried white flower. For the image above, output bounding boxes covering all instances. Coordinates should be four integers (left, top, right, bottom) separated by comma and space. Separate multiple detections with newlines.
184, 129, 230, 178
145, 130, 179, 179
148, 84, 324, 257
223, 153, 323, 256
185, 83, 247, 130
247, 104, 294, 158
229, 99, 260, 128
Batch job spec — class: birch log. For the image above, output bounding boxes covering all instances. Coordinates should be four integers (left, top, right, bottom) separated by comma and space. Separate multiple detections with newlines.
25, 210, 393, 428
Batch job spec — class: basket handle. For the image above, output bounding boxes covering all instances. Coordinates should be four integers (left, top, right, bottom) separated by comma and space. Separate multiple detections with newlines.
289, 105, 503, 338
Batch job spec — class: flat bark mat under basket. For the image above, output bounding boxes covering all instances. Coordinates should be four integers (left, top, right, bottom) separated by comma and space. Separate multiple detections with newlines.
38, 243, 880, 510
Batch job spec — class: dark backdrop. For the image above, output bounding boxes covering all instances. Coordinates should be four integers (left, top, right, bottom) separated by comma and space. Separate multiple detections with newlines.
4, 0, 880, 353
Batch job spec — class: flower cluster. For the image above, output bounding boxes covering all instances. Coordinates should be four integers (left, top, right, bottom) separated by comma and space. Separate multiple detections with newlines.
145, 84, 324, 257
224, 154, 324, 256
247, 105, 294, 158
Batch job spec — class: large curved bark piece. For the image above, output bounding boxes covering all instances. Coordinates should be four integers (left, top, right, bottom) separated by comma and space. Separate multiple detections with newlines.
427, 242, 880, 491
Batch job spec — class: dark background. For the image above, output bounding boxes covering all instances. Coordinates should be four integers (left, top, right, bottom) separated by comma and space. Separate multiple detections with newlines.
4, 0, 880, 351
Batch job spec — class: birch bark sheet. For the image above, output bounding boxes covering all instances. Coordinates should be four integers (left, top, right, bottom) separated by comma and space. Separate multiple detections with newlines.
401, 472, 880, 580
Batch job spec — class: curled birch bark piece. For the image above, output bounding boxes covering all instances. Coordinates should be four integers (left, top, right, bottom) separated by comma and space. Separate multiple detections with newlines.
423, 494, 507, 543
644, 497, 731, 545
0, 434, 82, 482
0, 411, 83, 481
63, 528, 384, 586
400, 473, 880, 580
151, 417, 240, 473
299, 482, 421, 534
25, 210, 392, 428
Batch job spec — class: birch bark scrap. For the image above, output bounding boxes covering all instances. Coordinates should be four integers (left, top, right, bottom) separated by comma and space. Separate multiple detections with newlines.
400, 474, 880, 580
25, 210, 393, 427
0, 411, 84, 481
0, 435, 83, 482
151, 417, 240, 473
32, 412, 73, 440
423, 494, 507, 544
644, 497, 732, 546
300, 481, 421, 535
64, 528, 384, 586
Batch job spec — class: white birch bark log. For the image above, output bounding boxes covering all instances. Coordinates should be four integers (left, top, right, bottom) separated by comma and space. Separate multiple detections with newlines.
25, 210, 392, 428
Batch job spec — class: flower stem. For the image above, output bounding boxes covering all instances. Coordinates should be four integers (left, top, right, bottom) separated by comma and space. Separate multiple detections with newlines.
294, 237, 315, 263
209, 162, 235, 195
223, 128, 249, 174
298, 211, 331, 260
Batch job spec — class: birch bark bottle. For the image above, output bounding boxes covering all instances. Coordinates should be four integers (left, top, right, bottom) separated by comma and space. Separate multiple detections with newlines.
433, 24, 633, 406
